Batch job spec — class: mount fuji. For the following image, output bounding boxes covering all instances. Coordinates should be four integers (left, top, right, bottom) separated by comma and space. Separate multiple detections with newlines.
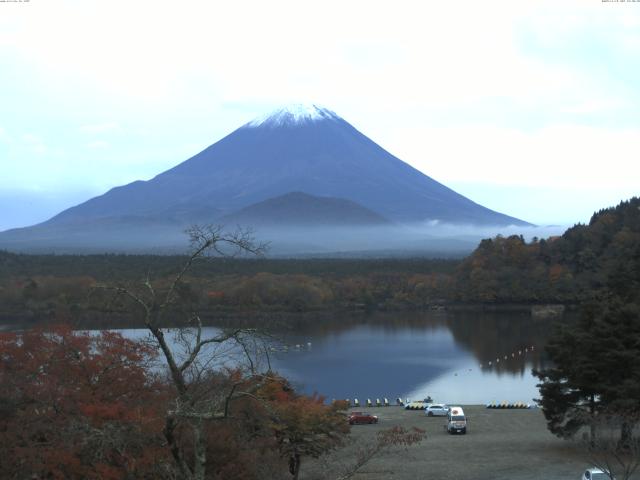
0, 104, 530, 253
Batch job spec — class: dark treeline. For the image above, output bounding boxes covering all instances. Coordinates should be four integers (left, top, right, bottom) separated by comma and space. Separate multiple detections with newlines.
0, 254, 459, 323
454, 197, 640, 304
1, 197, 638, 325
530, 199, 640, 467
0, 253, 457, 280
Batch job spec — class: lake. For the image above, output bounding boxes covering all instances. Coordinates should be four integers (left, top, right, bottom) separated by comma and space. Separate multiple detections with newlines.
115, 309, 555, 405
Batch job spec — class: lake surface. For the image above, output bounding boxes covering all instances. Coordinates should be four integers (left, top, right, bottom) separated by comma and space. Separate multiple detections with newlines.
115, 310, 555, 405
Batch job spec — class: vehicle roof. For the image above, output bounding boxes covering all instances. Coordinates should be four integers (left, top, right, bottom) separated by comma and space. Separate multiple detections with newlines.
428, 403, 446, 408
448, 406, 465, 415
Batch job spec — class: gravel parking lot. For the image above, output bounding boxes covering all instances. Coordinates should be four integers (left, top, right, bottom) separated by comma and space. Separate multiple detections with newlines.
303, 405, 635, 480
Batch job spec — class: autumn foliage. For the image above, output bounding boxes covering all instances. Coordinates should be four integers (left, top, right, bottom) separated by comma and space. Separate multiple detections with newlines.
0, 326, 169, 479
257, 376, 350, 479
0, 327, 354, 480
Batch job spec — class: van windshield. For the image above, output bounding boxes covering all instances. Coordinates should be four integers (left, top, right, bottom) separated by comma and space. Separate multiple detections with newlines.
451, 416, 465, 421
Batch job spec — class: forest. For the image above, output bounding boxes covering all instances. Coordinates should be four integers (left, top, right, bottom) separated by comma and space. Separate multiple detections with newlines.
1, 197, 638, 327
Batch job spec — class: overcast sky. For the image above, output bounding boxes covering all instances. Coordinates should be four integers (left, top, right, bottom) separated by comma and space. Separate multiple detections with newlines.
1, 0, 638, 231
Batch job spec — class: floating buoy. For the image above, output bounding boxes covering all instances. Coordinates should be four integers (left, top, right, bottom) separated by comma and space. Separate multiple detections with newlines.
487, 402, 531, 409
486, 401, 535, 409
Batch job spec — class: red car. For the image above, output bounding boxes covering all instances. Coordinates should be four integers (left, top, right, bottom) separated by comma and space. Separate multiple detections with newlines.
348, 412, 379, 425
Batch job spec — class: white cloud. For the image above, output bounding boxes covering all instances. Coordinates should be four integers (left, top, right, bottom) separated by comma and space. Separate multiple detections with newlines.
87, 140, 110, 149
20, 133, 46, 154
0, 127, 10, 143
0, 0, 624, 110
389, 124, 640, 191
560, 99, 628, 115
21, 133, 41, 144
79, 122, 121, 134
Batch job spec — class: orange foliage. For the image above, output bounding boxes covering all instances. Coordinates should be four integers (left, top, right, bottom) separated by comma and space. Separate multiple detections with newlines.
0, 325, 169, 479
549, 264, 566, 283
257, 375, 349, 479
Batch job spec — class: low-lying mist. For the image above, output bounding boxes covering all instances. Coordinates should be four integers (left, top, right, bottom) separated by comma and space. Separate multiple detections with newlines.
0, 220, 567, 257
249, 222, 567, 257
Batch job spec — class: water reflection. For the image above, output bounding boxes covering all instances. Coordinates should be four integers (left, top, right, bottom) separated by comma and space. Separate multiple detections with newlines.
86, 310, 557, 405
264, 310, 555, 404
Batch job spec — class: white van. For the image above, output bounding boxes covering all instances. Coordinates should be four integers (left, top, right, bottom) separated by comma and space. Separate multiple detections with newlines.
446, 406, 467, 434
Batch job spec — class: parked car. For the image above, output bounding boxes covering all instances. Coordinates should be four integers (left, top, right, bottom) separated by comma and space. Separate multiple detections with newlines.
582, 468, 613, 480
446, 406, 467, 434
424, 404, 449, 417
348, 412, 378, 425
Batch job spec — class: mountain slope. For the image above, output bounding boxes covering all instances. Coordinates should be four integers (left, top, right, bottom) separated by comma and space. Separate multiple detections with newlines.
44, 104, 528, 227
0, 104, 532, 253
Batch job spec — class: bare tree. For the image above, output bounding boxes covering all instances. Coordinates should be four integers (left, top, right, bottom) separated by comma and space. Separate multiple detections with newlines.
306, 426, 425, 480
336, 426, 425, 480
580, 411, 640, 480
96, 225, 269, 480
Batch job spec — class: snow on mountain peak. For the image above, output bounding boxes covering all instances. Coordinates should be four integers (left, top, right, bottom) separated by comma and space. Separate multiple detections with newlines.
243, 103, 340, 128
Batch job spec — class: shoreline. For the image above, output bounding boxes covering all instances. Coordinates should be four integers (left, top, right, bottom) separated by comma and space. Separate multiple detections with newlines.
0, 302, 571, 330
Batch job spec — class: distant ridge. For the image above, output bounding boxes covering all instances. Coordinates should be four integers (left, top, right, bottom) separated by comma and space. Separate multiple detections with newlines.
221, 192, 390, 227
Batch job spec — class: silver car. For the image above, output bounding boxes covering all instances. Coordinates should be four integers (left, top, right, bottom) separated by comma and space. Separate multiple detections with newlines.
424, 403, 449, 417
582, 468, 613, 480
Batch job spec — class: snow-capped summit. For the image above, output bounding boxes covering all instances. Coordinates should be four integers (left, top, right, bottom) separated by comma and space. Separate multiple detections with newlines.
244, 103, 339, 128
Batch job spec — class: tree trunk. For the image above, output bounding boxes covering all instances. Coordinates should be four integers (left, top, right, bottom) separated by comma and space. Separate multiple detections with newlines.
193, 418, 207, 480
619, 420, 633, 450
589, 394, 597, 446
290, 453, 301, 480
164, 415, 192, 480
